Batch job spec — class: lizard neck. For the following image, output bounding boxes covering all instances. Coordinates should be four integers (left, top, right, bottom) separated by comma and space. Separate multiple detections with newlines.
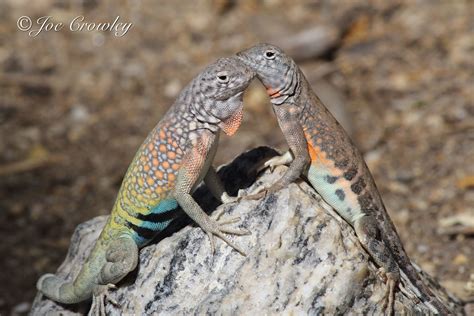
269, 67, 305, 106
175, 80, 222, 134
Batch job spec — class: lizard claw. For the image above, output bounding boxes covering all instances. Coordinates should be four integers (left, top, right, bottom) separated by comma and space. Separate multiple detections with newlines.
241, 189, 268, 201
261, 151, 294, 173
241, 182, 284, 201
374, 269, 396, 316
89, 284, 119, 316
202, 216, 250, 256
220, 192, 239, 204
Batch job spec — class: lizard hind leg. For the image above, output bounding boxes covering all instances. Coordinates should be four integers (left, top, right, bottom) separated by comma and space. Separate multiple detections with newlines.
90, 236, 138, 316
354, 215, 400, 316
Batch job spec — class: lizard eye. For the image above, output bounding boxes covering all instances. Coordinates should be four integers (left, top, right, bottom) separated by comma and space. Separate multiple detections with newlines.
216, 72, 229, 83
264, 50, 276, 60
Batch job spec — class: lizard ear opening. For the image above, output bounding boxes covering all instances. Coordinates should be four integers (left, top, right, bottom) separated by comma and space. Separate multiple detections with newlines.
218, 107, 243, 136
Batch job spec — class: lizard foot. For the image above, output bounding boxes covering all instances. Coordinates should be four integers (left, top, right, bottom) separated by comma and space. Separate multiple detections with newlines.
260, 150, 293, 172
89, 284, 119, 316
241, 182, 284, 201
376, 269, 396, 316
220, 192, 239, 204
240, 151, 292, 201
202, 216, 251, 256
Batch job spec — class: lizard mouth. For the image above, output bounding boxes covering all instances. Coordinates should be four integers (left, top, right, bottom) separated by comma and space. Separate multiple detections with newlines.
266, 87, 282, 98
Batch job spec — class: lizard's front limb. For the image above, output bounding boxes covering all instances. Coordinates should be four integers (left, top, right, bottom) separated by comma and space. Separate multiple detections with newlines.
262, 150, 294, 171
244, 105, 309, 200
174, 132, 250, 255
354, 215, 399, 316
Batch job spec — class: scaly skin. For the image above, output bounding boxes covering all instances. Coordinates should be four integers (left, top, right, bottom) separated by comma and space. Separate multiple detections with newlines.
237, 44, 451, 315
37, 57, 254, 314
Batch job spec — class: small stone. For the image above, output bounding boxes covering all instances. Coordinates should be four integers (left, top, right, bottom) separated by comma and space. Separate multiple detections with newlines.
452, 254, 468, 266
69, 104, 90, 123
12, 302, 30, 314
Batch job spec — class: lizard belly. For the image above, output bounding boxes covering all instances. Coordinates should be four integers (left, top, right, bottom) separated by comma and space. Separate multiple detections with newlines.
128, 198, 179, 246
307, 164, 364, 225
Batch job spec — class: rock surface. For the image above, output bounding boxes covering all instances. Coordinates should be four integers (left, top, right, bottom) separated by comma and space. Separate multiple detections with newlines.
31, 147, 463, 315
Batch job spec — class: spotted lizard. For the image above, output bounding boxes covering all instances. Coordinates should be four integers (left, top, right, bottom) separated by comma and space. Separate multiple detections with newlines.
237, 43, 451, 315
37, 56, 254, 314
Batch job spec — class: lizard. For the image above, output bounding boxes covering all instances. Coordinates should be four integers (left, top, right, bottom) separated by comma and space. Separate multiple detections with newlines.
36, 56, 255, 315
236, 43, 451, 315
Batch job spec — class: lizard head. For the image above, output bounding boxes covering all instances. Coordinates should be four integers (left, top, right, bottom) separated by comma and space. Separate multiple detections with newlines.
194, 56, 255, 136
237, 43, 300, 105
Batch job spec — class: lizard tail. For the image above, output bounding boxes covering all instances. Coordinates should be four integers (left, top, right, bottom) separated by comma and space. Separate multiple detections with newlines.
36, 272, 92, 304
36, 237, 107, 304
383, 221, 452, 314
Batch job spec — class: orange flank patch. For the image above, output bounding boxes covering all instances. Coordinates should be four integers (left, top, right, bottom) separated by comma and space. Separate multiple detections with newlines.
145, 188, 152, 195
167, 151, 176, 159
152, 158, 159, 167
159, 129, 166, 138
154, 170, 163, 179
172, 163, 180, 171
159, 144, 167, 152
147, 143, 154, 151
155, 186, 163, 194
146, 176, 155, 186
162, 161, 170, 169
172, 141, 178, 148
266, 87, 281, 98
168, 173, 176, 181
306, 142, 331, 165
144, 165, 150, 172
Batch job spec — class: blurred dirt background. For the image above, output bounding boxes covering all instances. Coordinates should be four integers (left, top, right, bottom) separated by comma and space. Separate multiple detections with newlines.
0, 0, 473, 314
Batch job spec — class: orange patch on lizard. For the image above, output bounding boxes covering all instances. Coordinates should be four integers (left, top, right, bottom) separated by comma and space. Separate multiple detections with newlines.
266, 87, 281, 98
146, 176, 155, 186
219, 106, 243, 136
305, 139, 331, 166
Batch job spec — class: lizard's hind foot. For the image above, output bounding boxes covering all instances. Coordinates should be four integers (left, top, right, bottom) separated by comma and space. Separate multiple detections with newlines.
89, 284, 119, 316
377, 269, 397, 316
